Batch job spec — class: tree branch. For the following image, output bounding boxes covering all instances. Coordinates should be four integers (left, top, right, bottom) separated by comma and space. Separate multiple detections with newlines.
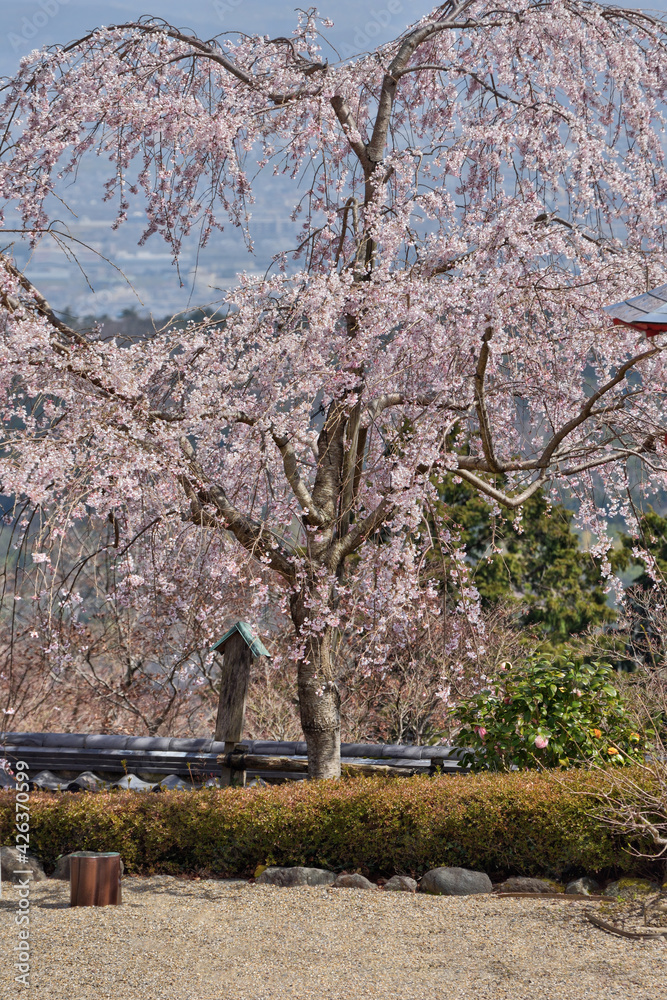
366, 2, 478, 164
272, 430, 327, 526
96, 22, 326, 105
0, 253, 88, 348
339, 398, 362, 538
331, 497, 395, 564
454, 469, 549, 509
311, 397, 349, 523
474, 326, 499, 472
363, 391, 466, 426
330, 97, 372, 174
178, 437, 294, 581
538, 346, 662, 469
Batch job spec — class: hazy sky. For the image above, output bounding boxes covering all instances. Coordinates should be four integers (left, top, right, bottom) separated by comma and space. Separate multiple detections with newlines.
2, 1, 667, 317
4, 1, 665, 75
1, 1, 445, 316
0, 0, 431, 75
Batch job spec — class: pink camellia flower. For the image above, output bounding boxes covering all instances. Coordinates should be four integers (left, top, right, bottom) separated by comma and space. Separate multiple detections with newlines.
534, 735, 549, 749
474, 726, 487, 740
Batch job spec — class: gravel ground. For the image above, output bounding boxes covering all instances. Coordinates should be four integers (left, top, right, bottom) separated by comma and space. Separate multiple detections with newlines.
0, 876, 665, 1000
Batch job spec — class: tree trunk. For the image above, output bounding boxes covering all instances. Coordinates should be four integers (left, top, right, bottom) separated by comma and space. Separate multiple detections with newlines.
291, 593, 341, 779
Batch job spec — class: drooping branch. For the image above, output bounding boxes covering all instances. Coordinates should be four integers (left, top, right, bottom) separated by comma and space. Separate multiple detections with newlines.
538, 346, 662, 470
0, 254, 88, 348
560, 447, 663, 477
428, 212, 620, 277
65, 21, 327, 106
0, 256, 149, 407
366, 2, 478, 164
179, 437, 294, 581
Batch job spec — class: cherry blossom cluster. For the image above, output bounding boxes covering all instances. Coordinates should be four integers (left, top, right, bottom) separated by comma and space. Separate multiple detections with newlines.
1, 1, 667, 701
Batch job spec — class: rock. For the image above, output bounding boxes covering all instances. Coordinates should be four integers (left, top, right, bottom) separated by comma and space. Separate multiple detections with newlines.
420, 866, 492, 896
333, 873, 377, 890
52, 851, 124, 881
565, 876, 601, 896
0, 846, 46, 883
644, 892, 667, 927
383, 875, 417, 892
494, 877, 553, 894
256, 866, 336, 887
603, 877, 660, 900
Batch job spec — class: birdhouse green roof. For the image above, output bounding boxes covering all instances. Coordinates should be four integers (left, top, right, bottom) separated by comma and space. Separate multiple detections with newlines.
210, 621, 270, 658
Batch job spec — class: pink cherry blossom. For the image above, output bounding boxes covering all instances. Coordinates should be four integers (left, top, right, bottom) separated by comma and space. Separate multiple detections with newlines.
1, 3, 667, 777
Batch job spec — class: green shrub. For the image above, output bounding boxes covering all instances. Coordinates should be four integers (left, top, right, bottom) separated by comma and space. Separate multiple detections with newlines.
0, 768, 659, 880
454, 655, 647, 771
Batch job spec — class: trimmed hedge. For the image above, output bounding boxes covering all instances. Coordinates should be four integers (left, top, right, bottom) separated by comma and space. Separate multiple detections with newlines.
0, 769, 659, 880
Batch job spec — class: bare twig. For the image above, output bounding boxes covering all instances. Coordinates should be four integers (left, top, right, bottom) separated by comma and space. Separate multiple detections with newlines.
585, 910, 667, 939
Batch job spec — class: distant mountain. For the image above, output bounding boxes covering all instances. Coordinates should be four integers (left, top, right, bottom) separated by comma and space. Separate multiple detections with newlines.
62, 306, 225, 341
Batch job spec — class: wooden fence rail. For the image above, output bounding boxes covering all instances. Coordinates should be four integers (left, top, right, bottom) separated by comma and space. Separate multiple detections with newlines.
219, 751, 419, 778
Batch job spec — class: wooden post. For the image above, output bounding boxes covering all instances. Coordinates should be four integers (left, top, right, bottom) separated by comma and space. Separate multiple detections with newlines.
214, 629, 252, 786
69, 852, 122, 907
211, 621, 271, 787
